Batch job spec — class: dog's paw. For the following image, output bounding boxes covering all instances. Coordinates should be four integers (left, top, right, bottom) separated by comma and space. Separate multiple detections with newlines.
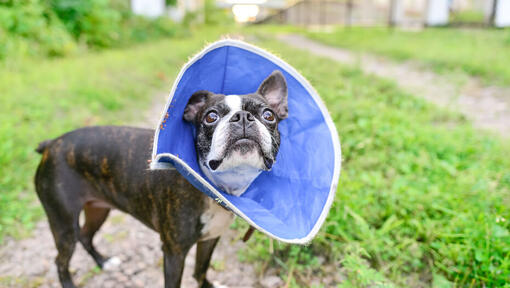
102, 256, 122, 271
212, 281, 229, 288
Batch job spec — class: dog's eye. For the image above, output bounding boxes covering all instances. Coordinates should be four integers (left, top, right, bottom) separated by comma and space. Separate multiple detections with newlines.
262, 110, 275, 122
204, 111, 219, 124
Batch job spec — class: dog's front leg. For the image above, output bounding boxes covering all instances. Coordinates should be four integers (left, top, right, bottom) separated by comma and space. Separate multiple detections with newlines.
162, 245, 188, 288
194, 237, 220, 288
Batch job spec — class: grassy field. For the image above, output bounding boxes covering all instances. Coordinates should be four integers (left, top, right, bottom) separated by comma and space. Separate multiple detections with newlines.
305, 27, 510, 85
1, 25, 509, 287
0, 28, 225, 240
239, 32, 510, 287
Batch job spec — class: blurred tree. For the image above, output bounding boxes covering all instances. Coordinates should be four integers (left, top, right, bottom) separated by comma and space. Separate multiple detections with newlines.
0, 0, 181, 60
45, 0, 122, 47
204, 0, 233, 25
0, 0, 76, 58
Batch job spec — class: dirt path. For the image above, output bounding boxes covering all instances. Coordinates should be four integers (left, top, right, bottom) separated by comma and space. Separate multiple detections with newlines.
0, 93, 281, 288
279, 34, 510, 137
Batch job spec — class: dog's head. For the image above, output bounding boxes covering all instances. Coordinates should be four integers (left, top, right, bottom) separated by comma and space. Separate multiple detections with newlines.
183, 70, 288, 196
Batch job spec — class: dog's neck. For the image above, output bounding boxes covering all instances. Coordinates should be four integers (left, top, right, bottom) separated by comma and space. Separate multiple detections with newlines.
200, 162, 262, 196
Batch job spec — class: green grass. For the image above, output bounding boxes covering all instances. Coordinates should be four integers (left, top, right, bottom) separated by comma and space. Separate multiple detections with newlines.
450, 10, 485, 24
238, 33, 510, 287
0, 27, 226, 241
305, 27, 510, 85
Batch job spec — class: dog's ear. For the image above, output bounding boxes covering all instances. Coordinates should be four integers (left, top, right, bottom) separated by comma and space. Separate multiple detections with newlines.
183, 90, 212, 123
257, 70, 288, 119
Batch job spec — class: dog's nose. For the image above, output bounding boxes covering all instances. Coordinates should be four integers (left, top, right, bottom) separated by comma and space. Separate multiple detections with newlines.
230, 111, 255, 123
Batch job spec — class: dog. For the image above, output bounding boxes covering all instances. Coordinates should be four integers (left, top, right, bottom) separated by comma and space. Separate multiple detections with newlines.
34, 70, 288, 288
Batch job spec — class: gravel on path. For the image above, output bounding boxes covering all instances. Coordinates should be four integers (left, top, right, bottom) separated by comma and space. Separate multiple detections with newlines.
0, 210, 266, 288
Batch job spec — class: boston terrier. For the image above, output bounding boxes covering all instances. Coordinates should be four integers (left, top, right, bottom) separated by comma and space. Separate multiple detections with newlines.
34, 70, 288, 288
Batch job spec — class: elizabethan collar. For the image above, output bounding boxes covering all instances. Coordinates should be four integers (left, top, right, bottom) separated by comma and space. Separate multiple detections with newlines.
151, 40, 341, 244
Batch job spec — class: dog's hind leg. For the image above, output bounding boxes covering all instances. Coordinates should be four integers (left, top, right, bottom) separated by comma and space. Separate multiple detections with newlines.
38, 189, 80, 288
36, 158, 85, 288
79, 202, 111, 268
39, 194, 80, 288
52, 219, 79, 288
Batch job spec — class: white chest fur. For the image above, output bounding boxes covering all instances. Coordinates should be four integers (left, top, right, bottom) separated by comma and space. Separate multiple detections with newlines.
201, 158, 262, 196
200, 197, 235, 241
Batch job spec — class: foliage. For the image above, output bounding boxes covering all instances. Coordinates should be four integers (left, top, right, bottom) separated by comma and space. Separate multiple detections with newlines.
46, 0, 181, 48
118, 15, 182, 44
46, 0, 123, 48
0, 27, 225, 241
0, 0, 182, 60
165, 0, 176, 6
204, 0, 233, 26
306, 27, 510, 85
0, 0, 77, 58
450, 10, 485, 24
239, 34, 510, 287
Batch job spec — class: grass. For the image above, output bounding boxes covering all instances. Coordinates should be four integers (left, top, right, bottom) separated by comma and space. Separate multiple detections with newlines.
304, 27, 510, 85
450, 10, 485, 24
0, 27, 226, 241
238, 32, 510, 287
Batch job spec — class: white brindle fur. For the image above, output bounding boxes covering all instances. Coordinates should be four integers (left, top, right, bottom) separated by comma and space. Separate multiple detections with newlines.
200, 197, 235, 240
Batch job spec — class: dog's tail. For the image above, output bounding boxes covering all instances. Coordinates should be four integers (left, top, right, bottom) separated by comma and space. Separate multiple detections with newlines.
35, 139, 54, 154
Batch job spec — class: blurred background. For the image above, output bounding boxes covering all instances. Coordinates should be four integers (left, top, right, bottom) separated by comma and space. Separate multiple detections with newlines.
0, 0, 509, 287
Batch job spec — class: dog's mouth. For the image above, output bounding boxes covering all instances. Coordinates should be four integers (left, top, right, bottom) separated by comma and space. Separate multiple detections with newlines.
229, 136, 261, 153
234, 138, 256, 145
232, 138, 259, 152
207, 137, 274, 171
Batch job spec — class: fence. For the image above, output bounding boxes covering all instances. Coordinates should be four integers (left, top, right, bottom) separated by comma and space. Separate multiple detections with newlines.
258, 0, 508, 28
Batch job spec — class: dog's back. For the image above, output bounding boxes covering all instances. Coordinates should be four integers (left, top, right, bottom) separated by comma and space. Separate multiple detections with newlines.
36, 126, 160, 219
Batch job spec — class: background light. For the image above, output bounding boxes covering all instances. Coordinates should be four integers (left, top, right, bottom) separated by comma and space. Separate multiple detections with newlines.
232, 4, 260, 23
226, 0, 266, 4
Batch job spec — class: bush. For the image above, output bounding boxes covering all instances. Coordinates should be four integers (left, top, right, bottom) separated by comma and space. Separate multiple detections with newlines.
0, 0, 76, 59
204, 0, 233, 25
450, 10, 485, 24
47, 0, 182, 48
119, 15, 179, 44
0, 0, 182, 60
46, 0, 123, 48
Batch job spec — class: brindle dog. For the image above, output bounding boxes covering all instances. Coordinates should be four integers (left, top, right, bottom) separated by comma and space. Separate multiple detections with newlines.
35, 127, 219, 288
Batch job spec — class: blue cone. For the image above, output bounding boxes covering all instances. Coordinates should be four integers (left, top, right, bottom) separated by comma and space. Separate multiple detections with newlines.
151, 40, 341, 244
